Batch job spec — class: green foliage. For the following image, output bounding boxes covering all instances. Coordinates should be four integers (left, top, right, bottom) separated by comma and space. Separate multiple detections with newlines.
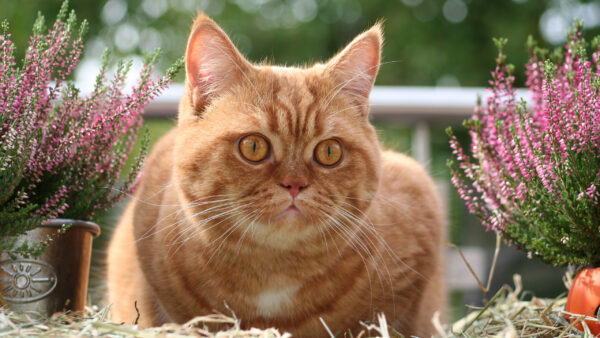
0, 0, 575, 87
0, 2, 181, 258
448, 26, 600, 267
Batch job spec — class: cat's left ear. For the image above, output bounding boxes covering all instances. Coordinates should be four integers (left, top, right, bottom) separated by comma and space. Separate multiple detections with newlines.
325, 23, 383, 106
185, 13, 252, 114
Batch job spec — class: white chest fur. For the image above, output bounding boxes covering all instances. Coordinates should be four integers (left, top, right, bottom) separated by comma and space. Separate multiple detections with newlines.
254, 285, 299, 317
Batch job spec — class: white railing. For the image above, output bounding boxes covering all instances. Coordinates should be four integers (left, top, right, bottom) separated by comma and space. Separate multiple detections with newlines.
147, 84, 491, 118
148, 84, 496, 115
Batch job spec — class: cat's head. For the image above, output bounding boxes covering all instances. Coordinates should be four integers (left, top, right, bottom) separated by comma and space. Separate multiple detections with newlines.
174, 14, 383, 247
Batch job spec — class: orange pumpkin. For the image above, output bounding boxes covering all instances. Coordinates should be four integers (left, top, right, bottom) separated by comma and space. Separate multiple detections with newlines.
566, 268, 600, 335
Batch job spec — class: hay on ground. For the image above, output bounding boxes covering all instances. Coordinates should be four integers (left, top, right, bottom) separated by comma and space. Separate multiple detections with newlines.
0, 306, 291, 337
442, 274, 599, 337
2, 275, 599, 337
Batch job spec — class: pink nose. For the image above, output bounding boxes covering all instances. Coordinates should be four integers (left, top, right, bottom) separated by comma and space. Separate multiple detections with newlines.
280, 181, 307, 198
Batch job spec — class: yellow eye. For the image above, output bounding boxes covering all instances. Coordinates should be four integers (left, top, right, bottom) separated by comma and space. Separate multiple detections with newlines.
239, 134, 269, 162
314, 139, 343, 166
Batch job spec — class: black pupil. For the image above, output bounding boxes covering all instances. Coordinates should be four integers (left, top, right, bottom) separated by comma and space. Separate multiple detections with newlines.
252, 141, 257, 153
327, 145, 331, 157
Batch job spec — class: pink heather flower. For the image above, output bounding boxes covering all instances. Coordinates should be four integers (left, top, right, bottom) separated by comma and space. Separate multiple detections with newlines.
448, 28, 600, 266
0, 2, 182, 228
586, 184, 598, 204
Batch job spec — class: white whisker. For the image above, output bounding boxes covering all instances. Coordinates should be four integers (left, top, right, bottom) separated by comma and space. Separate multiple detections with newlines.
320, 210, 376, 310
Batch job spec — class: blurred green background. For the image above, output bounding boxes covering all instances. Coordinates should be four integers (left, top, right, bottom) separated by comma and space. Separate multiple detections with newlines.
5, 0, 600, 87
2, 0, 593, 321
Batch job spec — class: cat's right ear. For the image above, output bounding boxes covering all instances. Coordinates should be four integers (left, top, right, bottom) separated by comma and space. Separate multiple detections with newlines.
324, 23, 383, 115
184, 13, 251, 114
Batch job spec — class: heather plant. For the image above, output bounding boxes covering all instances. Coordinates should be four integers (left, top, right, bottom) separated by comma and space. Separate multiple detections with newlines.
448, 22, 600, 267
0, 1, 182, 257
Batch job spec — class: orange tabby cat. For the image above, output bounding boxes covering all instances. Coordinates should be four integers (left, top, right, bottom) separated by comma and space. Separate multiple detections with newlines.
107, 13, 445, 337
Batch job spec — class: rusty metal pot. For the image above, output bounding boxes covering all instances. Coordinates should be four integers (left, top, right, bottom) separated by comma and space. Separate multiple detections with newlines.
0, 219, 100, 315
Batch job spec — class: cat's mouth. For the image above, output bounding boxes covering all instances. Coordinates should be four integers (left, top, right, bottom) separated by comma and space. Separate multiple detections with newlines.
273, 202, 306, 221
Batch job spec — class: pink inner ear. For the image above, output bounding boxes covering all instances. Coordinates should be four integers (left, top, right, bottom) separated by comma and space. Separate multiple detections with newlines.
186, 28, 217, 89
185, 22, 249, 98
330, 31, 381, 99
357, 38, 381, 77
186, 24, 237, 90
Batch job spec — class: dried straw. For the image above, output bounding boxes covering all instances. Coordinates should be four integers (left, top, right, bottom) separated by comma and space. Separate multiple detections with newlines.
1, 280, 596, 338
441, 235, 598, 337
440, 274, 595, 337
0, 306, 291, 337
2, 235, 598, 337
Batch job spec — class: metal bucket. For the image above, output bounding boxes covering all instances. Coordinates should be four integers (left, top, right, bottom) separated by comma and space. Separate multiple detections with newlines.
0, 219, 100, 315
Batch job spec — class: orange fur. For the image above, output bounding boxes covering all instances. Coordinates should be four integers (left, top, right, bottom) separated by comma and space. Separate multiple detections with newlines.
107, 14, 445, 337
